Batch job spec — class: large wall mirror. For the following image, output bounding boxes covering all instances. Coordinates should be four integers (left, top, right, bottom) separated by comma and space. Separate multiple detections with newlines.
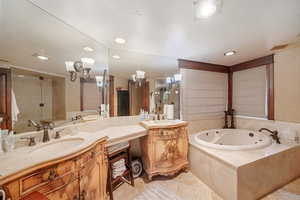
0, 0, 181, 134
0, 0, 109, 133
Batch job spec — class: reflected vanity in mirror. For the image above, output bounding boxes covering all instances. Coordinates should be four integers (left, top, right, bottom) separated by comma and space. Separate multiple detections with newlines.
108, 49, 181, 119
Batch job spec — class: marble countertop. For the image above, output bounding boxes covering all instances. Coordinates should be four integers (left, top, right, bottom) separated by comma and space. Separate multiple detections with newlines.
0, 125, 147, 183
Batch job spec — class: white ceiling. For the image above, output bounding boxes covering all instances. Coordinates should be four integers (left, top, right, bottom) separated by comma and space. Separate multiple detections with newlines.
1, 0, 300, 79
28, 0, 300, 66
0, 0, 108, 76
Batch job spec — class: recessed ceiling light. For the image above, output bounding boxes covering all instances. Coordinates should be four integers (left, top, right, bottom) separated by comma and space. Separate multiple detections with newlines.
115, 38, 126, 44
224, 51, 236, 56
33, 53, 49, 60
194, 0, 221, 19
17, 75, 25, 78
83, 46, 94, 52
81, 57, 95, 64
112, 55, 121, 59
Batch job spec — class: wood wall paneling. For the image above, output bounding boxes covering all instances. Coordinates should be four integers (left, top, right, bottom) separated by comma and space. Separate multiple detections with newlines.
266, 63, 275, 120
178, 59, 229, 73
109, 75, 114, 117
230, 55, 274, 72
142, 82, 150, 112
0, 68, 12, 130
227, 72, 233, 111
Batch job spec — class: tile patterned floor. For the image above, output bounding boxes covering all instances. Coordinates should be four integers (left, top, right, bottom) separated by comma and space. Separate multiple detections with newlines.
113, 172, 300, 200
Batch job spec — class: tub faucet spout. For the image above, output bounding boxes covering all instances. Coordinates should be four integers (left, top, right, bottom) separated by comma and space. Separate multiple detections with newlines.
259, 128, 280, 144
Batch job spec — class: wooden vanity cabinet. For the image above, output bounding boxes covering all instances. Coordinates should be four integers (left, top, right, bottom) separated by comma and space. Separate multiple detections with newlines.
1, 138, 108, 200
140, 122, 189, 180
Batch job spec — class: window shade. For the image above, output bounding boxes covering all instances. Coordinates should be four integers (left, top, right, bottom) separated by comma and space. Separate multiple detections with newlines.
232, 66, 267, 118
180, 68, 228, 121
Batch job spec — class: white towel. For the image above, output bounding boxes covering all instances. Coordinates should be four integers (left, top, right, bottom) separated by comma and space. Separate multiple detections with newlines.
11, 90, 20, 126
166, 105, 174, 120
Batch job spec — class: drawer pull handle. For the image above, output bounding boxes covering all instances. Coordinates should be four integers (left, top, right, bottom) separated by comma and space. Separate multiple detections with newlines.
48, 169, 57, 181
73, 195, 80, 200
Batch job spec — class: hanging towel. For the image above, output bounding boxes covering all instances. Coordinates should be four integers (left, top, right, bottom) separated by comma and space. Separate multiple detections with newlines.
11, 90, 20, 126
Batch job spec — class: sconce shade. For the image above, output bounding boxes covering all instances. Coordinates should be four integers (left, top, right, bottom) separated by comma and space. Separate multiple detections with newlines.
65, 61, 75, 72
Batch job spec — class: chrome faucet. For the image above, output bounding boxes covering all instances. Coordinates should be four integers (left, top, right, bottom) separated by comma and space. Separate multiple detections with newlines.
259, 128, 281, 144
71, 114, 82, 122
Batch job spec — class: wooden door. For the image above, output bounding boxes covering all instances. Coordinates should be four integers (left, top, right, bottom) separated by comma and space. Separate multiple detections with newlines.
117, 90, 129, 116
141, 81, 149, 112
46, 179, 80, 200
0, 68, 12, 130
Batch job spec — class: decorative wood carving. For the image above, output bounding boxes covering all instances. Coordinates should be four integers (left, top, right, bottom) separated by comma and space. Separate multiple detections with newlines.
140, 122, 189, 180
1, 139, 108, 200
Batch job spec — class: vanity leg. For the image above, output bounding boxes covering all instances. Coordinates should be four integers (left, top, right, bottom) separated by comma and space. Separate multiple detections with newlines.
127, 146, 135, 187
107, 162, 114, 200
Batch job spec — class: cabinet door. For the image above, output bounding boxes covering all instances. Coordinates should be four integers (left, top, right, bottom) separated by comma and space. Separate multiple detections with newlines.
79, 157, 104, 200
46, 179, 80, 200
153, 128, 180, 168
176, 126, 189, 161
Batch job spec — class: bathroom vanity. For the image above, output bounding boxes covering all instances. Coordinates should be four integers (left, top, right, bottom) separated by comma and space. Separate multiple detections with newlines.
0, 138, 108, 200
140, 120, 189, 180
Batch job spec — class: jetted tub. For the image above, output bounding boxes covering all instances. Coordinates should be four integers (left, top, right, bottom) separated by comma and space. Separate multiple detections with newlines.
194, 129, 272, 150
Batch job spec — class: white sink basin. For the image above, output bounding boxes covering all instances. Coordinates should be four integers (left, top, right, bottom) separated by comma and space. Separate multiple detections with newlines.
146, 120, 181, 124
29, 138, 85, 156
142, 120, 183, 127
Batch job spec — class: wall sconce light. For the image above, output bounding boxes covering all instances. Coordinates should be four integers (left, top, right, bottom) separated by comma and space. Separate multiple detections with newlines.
132, 70, 146, 87
174, 74, 182, 82
95, 75, 104, 87
65, 61, 77, 81
65, 58, 95, 81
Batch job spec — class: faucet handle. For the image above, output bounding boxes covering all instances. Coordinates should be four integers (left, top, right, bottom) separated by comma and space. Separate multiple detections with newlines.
54, 129, 64, 139
21, 136, 36, 146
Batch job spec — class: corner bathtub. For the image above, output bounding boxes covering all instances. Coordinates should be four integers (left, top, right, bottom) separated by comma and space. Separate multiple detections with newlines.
193, 129, 272, 150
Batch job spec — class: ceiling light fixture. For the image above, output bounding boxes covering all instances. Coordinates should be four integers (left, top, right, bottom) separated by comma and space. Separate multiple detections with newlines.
115, 38, 126, 44
33, 53, 48, 61
194, 0, 222, 19
224, 51, 236, 56
112, 55, 121, 59
83, 46, 94, 52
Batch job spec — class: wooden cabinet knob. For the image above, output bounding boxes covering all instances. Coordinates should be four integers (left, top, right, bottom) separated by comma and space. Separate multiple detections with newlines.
80, 190, 86, 200
73, 195, 80, 200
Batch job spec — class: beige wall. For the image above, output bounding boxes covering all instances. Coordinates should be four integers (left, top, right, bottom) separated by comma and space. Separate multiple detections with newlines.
52, 77, 66, 120
65, 77, 80, 113
274, 47, 300, 123
12, 68, 67, 133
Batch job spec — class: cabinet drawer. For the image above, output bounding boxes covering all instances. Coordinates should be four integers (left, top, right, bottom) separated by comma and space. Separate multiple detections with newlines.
20, 161, 75, 195
36, 173, 78, 196
153, 128, 179, 139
